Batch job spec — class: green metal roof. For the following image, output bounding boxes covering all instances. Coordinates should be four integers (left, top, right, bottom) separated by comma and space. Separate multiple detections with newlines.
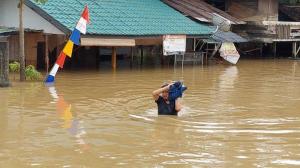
26, 0, 213, 36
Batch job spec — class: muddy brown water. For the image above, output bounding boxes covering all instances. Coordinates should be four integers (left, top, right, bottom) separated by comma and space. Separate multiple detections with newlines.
1, 60, 300, 167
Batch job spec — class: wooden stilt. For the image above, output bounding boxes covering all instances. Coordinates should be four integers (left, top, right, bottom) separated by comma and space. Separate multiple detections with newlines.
273, 42, 276, 57
112, 47, 117, 69
193, 38, 196, 65
97, 47, 101, 69
296, 42, 300, 58
293, 42, 297, 58
174, 54, 177, 67
161, 50, 164, 67
45, 34, 49, 73
193, 38, 196, 51
206, 43, 209, 64
130, 47, 133, 68
209, 43, 221, 59
140, 46, 144, 66
260, 44, 263, 57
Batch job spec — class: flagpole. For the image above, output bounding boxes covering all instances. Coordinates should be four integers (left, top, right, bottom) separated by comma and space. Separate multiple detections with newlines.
45, 5, 90, 83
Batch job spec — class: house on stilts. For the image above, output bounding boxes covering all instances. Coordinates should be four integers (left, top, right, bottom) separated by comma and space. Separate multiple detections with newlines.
164, 0, 300, 58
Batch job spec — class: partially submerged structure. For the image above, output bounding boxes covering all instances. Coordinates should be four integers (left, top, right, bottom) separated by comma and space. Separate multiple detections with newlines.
222, 0, 300, 57
0, 0, 213, 71
163, 0, 248, 63
164, 0, 300, 58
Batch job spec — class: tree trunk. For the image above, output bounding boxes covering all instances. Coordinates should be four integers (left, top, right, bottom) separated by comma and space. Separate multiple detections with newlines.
0, 41, 10, 87
19, 0, 26, 81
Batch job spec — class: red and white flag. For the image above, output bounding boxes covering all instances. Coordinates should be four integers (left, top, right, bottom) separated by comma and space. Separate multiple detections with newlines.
76, 6, 90, 34
81, 5, 90, 24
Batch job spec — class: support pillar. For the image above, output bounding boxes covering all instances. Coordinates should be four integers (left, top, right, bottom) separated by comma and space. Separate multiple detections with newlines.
0, 40, 10, 87
112, 47, 117, 70
293, 42, 297, 58
193, 38, 196, 51
293, 41, 300, 58
130, 47, 133, 68
140, 46, 144, 66
273, 42, 276, 57
97, 47, 101, 69
45, 34, 49, 73
260, 43, 263, 57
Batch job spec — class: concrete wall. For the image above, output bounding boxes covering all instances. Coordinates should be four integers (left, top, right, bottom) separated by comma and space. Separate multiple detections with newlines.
0, 0, 64, 34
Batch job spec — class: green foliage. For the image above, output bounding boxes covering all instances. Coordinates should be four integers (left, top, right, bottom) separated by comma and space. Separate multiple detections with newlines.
9, 62, 42, 81
9, 61, 20, 73
25, 65, 42, 81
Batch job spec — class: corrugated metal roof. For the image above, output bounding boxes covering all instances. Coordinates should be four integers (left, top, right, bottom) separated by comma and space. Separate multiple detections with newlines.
209, 30, 248, 43
26, 0, 213, 36
0, 27, 42, 35
0, 27, 18, 35
263, 21, 300, 26
163, 0, 244, 24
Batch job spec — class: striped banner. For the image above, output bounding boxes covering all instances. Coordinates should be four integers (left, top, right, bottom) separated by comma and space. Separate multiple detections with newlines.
45, 5, 90, 83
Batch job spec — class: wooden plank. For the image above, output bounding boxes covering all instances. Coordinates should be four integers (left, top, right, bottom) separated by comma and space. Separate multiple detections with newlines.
193, 0, 243, 24
130, 47, 133, 68
273, 39, 300, 41
164, 0, 212, 21
112, 47, 117, 69
81, 38, 135, 47
135, 38, 162, 46
296, 42, 300, 56
293, 42, 297, 58
163, 0, 244, 24
228, 1, 258, 20
258, 0, 278, 21
44, 35, 49, 73
0, 36, 8, 42
273, 42, 276, 57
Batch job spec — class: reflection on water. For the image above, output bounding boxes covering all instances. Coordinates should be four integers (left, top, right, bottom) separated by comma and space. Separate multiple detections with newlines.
47, 85, 89, 153
0, 60, 300, 167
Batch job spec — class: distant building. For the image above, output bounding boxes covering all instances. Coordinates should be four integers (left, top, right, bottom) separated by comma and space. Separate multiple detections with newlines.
0, 0, 213, 70
164, 0, 300, 58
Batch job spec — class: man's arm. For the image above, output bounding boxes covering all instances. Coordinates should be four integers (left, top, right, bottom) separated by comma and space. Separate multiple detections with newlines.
152, 84, 171, 101
175, 98, 182, 112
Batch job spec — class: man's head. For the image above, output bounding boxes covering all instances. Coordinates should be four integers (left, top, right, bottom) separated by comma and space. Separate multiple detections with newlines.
161, 83, 169, 100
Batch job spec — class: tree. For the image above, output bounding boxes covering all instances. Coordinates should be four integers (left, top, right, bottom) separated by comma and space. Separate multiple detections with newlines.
19, 0, 47, 81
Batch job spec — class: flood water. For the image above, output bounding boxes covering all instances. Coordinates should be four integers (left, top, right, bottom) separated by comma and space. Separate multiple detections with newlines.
1, 59, 300, 167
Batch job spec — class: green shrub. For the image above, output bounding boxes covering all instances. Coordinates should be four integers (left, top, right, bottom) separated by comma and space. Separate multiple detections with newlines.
9, 61, 20, 73
9, 61, 20, 80
25, 65, 42, 81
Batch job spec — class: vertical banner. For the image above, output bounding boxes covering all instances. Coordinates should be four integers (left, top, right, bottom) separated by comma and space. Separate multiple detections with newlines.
45, 5, 90, 83
163, 35, 186, 56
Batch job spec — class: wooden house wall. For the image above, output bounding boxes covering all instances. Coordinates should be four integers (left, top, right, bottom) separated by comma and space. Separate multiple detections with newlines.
227, 0, 278, 21
258, 0, 278, 21
8, 33, 44, 66
7, 33, 65, 67
227, 0, 258, 20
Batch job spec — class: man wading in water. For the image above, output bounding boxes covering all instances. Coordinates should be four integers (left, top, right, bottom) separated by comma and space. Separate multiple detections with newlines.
152, 83, 182, 115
